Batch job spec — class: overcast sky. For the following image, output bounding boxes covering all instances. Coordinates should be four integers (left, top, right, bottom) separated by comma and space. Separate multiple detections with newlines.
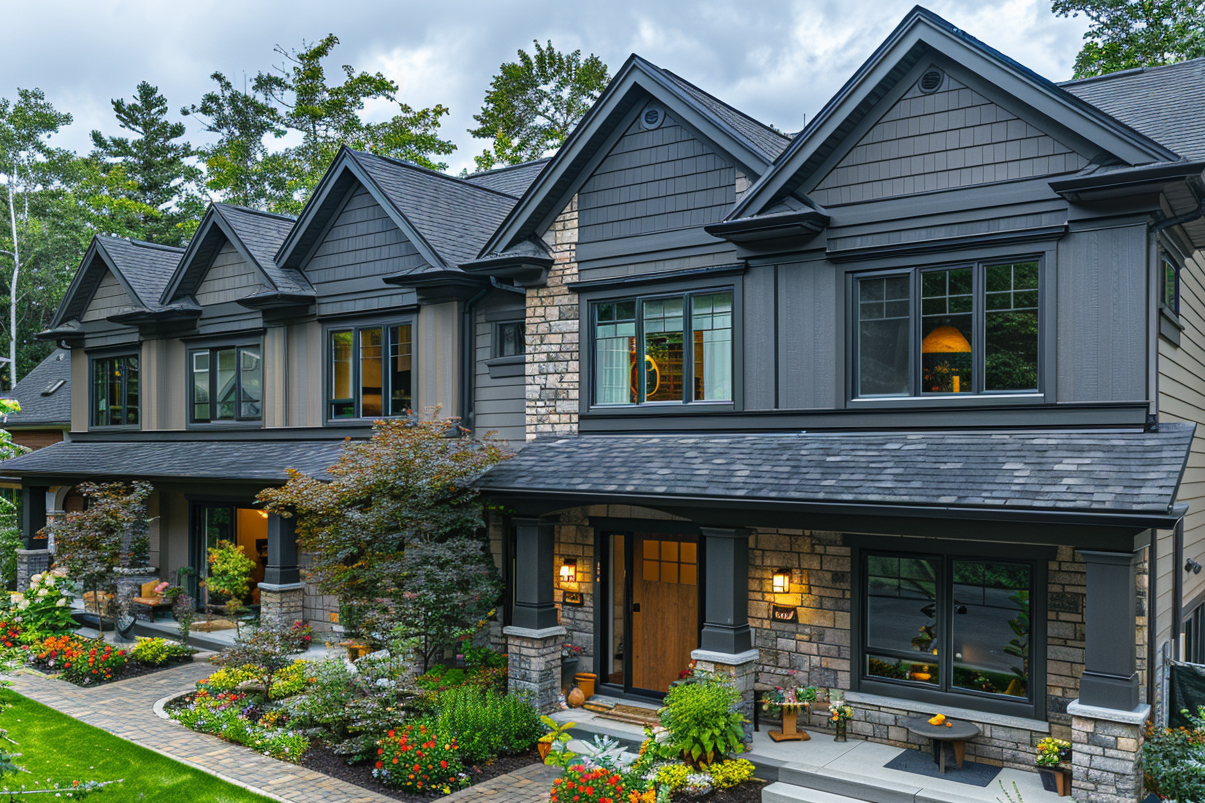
1, 0, 1091, 176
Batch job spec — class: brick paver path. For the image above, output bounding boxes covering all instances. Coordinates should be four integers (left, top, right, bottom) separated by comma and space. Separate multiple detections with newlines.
2, 662, 555, 803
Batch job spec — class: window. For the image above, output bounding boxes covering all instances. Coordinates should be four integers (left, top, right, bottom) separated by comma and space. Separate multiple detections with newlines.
592, 290, 733, 406
1162, 250, 1181, 317
862, 551, 1034, 706
855, 259, 1039, 397
189, 346, 261, 423
91, 354, 139, 427
496, 321, 525, 358
328, 323, 412, 419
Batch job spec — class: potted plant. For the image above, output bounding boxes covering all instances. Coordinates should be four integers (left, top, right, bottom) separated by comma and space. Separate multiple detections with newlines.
538, 715, 575, 762
1036, 737, 1072, 796
761, 673, 818, 726
828, 692, 853, 741
562, 642, 584, 689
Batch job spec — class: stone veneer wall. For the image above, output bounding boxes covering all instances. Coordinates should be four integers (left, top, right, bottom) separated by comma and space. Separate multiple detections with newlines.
526, 196, 579, 440
300, 552, 339, 632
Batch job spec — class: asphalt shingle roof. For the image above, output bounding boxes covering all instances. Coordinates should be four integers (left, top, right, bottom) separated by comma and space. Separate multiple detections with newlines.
0, 439, 350, 482
659, 68, 792, 162
1062, 58, 1205, 161
479, 425, 1195, 516
213, 205, 312, 294
97, 237, 184, 310
463, 159, 551, 196
1, 349, 70, 427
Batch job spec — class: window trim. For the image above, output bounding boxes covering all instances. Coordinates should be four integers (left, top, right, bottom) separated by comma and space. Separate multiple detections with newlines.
187, 343, 264, 426
850, 536, 1050, 720
322, 317, 416, 424
493, 320, 526, 359
88, 352, 140, 429
850, 254, 1045, 402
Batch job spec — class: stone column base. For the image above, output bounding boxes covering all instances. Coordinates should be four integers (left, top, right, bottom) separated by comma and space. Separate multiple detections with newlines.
114, 568, 159, 621
259, 582, 305, 628
15, 549, 50, 592
1068, 699, 1149, 803
692, 648, 760, 746
505, 625, 567, 713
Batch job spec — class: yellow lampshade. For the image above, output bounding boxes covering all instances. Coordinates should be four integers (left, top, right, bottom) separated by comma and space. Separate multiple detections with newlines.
559, 560, 577, 586
922, 325, 972, 354
772, 568, 791, 594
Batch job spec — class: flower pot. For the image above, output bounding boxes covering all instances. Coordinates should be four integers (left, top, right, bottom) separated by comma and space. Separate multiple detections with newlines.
834, 720, 848, 742
574, 672, 597, 699
1039, 767, 1072, 797
537, 740, 553, 760
562, 656, 580, 690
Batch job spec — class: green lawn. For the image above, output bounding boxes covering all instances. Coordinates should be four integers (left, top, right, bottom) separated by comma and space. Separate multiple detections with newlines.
0, 689, 276, 802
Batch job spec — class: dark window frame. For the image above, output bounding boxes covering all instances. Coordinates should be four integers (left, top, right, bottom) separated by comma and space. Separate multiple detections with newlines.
188, 344, 263, 424
324, 319, 415, 423
89, 353, 140, 429
494, 320, 526, 359
588, 287, 736, 408
1161, 247, 1182, 319
851, 255, 1044, 400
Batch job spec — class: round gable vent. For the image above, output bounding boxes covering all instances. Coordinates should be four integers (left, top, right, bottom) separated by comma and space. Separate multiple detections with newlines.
640, 103, 665, 130
918, 68, 945, 94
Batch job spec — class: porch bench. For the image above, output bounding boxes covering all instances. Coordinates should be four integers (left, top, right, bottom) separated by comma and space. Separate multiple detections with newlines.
131, 581, 171, 623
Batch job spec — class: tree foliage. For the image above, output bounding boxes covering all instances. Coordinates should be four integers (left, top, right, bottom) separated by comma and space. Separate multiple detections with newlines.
1054, 0, 1205, 77
52, 481, 153, 584
469, 40, 610, 171
257, 416, 508, 646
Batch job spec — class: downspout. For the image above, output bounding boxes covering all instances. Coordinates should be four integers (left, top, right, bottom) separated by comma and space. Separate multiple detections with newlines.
460, 287, 489, 431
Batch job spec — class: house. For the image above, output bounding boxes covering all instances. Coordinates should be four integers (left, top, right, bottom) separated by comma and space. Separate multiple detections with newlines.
1, 348, 71, 452
465, 10, 1205, 803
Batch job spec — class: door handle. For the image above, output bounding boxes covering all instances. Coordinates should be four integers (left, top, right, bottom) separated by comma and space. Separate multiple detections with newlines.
632, 603, 641, 613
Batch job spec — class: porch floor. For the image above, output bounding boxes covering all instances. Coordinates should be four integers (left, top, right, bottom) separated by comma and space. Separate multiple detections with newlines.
552, 699, 1063, 803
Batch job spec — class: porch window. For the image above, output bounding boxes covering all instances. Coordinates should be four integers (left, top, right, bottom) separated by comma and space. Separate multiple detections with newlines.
862, 551, 1034, 705
328, 323, 412, 420
189, 346, 262, 423
854, 258, 1040, 397
90, 354, 139, 427
592, 290, 732, 406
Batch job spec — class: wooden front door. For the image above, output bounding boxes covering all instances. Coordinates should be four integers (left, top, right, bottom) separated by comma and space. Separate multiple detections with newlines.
630, 533, 700, 692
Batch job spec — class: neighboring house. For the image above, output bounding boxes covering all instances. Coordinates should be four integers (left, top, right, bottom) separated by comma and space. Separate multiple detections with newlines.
1, 348, 71, 452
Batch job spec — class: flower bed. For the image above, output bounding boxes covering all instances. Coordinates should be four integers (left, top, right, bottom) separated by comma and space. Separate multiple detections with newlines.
22, 633, 194, 687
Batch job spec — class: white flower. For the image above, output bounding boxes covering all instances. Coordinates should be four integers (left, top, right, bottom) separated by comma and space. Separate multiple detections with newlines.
29, 573, 41, 586
55, 598, 67, 608
36, 588, 48, 597
8, 593, 21, 605
17, 600, 29, 610
43, 575, 54, 587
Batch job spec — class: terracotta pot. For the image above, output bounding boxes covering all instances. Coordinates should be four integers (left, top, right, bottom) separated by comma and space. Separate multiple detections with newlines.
567, 686, 586, 708
574, 672, 597, 699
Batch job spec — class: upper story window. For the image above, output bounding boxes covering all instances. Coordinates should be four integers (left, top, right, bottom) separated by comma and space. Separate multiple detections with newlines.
190, 346, 262, 423
1162, 249, 1181, 317
855, 259, 1039, 398
329, 323, 412, 420
496, 321, 525, 358
91, 354, 139, 427
592, 290, 732, 406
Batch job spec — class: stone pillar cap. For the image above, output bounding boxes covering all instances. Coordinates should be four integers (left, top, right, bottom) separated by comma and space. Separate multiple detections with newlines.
691, 648, 759, 665
1066, 699, 1150, 725
503, 625, 567, 639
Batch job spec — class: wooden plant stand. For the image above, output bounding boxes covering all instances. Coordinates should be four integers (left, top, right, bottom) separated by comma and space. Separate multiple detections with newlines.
768, 701, 811, 742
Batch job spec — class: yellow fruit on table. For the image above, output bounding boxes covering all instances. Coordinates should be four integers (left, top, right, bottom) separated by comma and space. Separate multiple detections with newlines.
927, 714, 947, 726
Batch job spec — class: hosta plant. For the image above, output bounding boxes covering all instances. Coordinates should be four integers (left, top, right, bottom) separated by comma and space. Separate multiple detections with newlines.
656, 670, 746, 767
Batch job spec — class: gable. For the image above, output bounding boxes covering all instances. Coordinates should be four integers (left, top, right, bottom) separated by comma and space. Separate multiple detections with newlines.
578, 112, 737, 243
810, 71, 1088, 206
304, 184, 430, 285
195, 240, 269, 306
81, 270, 135, 322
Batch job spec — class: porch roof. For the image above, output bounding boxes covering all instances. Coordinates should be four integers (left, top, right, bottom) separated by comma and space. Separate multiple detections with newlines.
478, 425, 1196, 525
0, 438, 349, 484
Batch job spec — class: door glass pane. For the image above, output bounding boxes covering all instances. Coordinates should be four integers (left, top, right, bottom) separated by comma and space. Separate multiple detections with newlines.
921, 267, 974, 393
642, 297, 684, 402
607, 534, 625, 685
238, 347, 262, 419
388, 324, 412, 416
594, 301, 637, 405
952, 560, 1031, 698
93, 359, 109, 426
125, 356, 139, 425
329, 330, 354, 418
858, 275, 911, 395
215, 348, 237, 420
691, 292, 732, 401
200, 506, 234, 580
360, 328, 384, 418
191, 351, 210, 421
865, 554, 940, 685
984, 262, 1039, 392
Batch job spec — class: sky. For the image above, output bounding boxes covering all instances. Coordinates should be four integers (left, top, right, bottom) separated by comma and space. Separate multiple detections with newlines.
0, 0, 1092, 177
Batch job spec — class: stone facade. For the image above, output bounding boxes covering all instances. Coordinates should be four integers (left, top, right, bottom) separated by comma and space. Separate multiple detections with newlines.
505, 625, 567, 712
260, 583, 305, 628
15, 549, 50, 593
1070, 707, 1146, 803
693, 648, 759, 746
526, 196, 579, 440
300, 552, 339, 631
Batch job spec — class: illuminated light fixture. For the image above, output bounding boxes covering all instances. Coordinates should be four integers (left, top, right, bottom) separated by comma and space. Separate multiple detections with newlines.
257, 510, 270, 519
921, 325, 972, 354
772, 568, 792, 594
559, 559, 578, 586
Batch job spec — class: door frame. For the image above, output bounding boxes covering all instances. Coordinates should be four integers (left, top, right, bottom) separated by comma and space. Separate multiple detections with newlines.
592, 517, 705, 699
186, 493, 259, 600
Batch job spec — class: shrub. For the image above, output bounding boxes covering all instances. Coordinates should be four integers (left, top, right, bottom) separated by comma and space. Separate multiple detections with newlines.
270, 660, 315, 700
415, 662, 506, 694
26, 634, 88, 672
131, 637, 193, 666
550, 764, 626, 803
218, 624, 304, 698
200, 664, 258, 693
287, 621, 314, 650
1144, 721, 1205, 801
0, 619, 21, 649
60, 640, 128, 684
373, 721, 467, 794
13, 571, 76, 637
431, 686, 541, 764
704, 758, 756, 789
657, 671, 746, 767
464, 645, 507, 669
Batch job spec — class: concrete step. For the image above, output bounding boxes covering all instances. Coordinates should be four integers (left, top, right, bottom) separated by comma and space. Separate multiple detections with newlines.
777, 764, 923, 803
763, 781, 869, 803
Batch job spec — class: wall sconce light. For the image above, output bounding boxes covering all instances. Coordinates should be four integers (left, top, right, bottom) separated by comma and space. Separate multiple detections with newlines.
559, 559, 578, 587
772, 568, 792, 594
559, 559, 583, 606
1187, 558, 1202, 575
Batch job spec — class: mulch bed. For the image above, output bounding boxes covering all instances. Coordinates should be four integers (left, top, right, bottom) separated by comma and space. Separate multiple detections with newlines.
300, 744, 542, 802
696, 779, 766, 803
35, 657, 195, 688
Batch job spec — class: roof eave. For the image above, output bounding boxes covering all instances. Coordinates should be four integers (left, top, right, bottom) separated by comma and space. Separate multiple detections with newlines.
383, 270, 488, 303
460, 253, 555, 287
1050, 161, 1205, 202
704, 209, 831, 244
236, 291, 316, 311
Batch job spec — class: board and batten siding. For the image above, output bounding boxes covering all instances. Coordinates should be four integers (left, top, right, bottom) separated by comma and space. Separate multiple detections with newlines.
195, 240, 267, 306
1158, 246, 1205, 649
810, 71, 1088, 207
286, 320, 323, 428
142, 337, 186, 431
414, 301, 459, 417
303, 184, 419, 316
70, 349, 88, 432
81, 270, 133, 322
473, 294, 525, 444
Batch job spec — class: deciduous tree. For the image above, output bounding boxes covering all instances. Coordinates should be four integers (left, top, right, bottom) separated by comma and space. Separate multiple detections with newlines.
1054, 0, 1205, 77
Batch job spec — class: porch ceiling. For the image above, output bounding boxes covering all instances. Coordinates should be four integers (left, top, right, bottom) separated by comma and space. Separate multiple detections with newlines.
479, 424, 1195, 528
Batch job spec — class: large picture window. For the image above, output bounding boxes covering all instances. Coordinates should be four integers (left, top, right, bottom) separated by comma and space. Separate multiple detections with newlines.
328, 323, 412, 420
862, 551, 1035, 708
91, 354, 139, 427
592, 290, 733, 406
190, 346, 262, 423
855, 259, 1040, 398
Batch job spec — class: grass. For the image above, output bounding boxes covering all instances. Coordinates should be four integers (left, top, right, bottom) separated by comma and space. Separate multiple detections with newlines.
0, 689, 276, 802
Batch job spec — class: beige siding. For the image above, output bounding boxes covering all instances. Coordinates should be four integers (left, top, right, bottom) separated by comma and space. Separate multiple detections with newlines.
70, 350, 88, 431
142, 338, 186, 431
263, 325, 288, 428
156, 490, 191, 583
81, 270, 134, 322
415, 301, 460, 417
287, 321, 323, 427
195, 241, 267, 306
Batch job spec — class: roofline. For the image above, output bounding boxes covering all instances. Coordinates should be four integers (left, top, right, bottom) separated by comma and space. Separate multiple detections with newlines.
212, 202, 297, 222
657, 66, 790, 150
465, 157, 553, 179
1059, 56, 1205, 87
160, 204, 285, 304
355, 149, 521, 201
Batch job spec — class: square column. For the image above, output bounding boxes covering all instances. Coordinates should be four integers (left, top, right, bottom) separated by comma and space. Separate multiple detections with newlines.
700, 527, 753, 655
16, 485, 49, 592
259, 513, 303, 627
505, 518, 563, 711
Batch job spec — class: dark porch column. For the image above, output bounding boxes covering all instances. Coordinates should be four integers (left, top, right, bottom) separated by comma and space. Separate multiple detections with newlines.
20, 485, 47, 549
511, 518, 558, 631
700, 527, 752, 655
259, 513, 303, 627
1079, 549, 1141, 711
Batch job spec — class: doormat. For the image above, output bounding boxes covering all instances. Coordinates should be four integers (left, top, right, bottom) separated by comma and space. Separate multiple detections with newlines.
883, 746, 1001, 787
594, 704, 661, 728
192, 619, 237, 632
